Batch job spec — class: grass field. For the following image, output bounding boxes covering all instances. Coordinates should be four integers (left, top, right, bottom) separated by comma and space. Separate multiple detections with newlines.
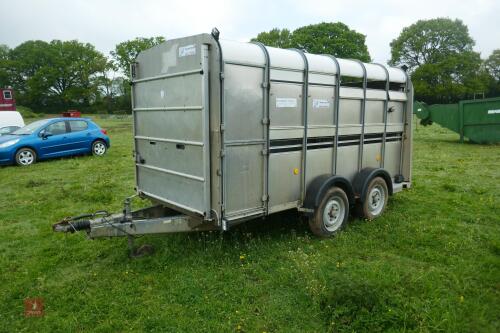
0, 116, 499, 332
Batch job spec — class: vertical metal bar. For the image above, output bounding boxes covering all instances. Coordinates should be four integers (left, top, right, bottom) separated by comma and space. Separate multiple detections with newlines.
212, 36, 226, 223
130, 62, 139, 194
398, 69, 410, 178
201, 44, 211, 219
289, 49, 309, 202
459, 100, 465, 143
251, 42, 271, 215
323, 55, 341, 175
351, 60, 367, 172
374, 63, 390, 169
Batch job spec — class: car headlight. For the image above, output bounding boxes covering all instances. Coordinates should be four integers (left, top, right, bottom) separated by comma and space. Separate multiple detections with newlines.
0, 139, 20, 148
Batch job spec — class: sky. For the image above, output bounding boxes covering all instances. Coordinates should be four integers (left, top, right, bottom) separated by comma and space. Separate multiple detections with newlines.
1, 0, 499, 64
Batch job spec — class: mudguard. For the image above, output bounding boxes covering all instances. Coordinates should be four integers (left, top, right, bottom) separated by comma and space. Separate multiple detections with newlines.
303, 174, 355, 213
352, 168, 393, 203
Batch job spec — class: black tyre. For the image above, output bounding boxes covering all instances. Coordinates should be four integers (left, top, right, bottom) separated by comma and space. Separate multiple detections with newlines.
308, 186, 349, 238
15, 148, 36, 166
92, 140, 107, 156
355, 176, 388, 220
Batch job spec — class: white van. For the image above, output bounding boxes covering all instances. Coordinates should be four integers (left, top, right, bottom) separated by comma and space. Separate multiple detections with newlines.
0, 111, 25, 136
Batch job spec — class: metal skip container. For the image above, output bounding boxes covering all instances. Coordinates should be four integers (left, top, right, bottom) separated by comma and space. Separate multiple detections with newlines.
53, 31, 413, 247
414, 97, 500, 143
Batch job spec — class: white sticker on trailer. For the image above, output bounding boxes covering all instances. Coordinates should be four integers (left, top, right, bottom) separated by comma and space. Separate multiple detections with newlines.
487, 109, 500, 114
276, 98, 297, 108
178, 44, 196, 57
312, 99, 330, 109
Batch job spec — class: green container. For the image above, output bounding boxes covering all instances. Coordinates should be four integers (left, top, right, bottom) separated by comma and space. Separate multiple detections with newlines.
414, 97, 500, 143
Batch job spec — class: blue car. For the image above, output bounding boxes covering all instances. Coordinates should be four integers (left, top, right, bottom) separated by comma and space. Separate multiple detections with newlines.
0, 117, 110, 166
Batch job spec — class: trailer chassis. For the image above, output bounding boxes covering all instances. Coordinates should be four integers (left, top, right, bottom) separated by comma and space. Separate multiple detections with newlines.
52, 196, 218, 256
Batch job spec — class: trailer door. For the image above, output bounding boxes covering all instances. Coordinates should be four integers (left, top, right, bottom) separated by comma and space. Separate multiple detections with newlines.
132, 42, 211, 217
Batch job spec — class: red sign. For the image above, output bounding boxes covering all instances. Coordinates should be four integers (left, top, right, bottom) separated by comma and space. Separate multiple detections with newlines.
24, 298, 44, 317
0, 88, 16, 111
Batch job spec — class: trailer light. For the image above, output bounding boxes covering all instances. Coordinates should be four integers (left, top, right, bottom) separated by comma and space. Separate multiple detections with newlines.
100, 129, 108, 135
293, 168, 299, 175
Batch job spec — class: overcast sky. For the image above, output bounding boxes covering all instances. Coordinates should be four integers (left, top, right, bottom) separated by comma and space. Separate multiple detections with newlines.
1, 0, 498, 63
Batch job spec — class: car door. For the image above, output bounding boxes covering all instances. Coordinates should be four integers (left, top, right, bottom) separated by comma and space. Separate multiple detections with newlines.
38, 121, 70, 157
65, 120, 91, 153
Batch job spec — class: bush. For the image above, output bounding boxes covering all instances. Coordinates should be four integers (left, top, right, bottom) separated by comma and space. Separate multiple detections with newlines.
16, 105, 38, 118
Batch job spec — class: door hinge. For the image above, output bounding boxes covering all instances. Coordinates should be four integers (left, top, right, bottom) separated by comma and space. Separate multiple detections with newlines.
261, 195, 269, 202
220, 123, 225, 132
220, 150, 225, 157
261, 118, 270, 125
220, 72, 225, 80
261, 149, 268, 156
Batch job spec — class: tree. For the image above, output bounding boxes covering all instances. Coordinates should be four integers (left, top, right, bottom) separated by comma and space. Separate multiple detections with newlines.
5, 40, 109, 109
250, 28, 292, 48
0, 44, 10, 86
483, 50, 500, 97
251, 23, 371, 62
390, 18, 474, 71
292, 22, 371, 62
412, 52, 488, 103
111, 37, 165, 77
390, 18, 488, 103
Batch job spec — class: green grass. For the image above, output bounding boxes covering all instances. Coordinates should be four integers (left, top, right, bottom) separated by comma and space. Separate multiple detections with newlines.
0, 118, 499, 332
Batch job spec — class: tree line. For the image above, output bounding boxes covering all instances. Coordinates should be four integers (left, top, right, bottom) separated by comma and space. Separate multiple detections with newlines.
0, 18, 498, 114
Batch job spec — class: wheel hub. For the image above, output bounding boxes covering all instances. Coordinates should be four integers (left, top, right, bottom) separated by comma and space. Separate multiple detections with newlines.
19, 151, 34, 165
368, 185, 385, 215
94, 143, 106, 155
323, 197, 345, 232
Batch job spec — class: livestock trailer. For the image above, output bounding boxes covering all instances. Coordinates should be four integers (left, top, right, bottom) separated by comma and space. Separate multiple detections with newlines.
54, 31, 413, 251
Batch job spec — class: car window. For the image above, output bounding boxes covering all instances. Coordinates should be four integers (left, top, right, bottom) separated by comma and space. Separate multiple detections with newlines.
44, 121, 67, 136
69, 120, 88, 132
12, 119, 49, 135
12, 119, 51, 135
0, 126, 19, 135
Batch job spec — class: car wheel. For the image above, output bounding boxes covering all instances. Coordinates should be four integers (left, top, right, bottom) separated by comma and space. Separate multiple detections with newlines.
308, 186, 349, 238
355, 177, 389, 220
15, 148, 36, 166
92, 140, 107, 156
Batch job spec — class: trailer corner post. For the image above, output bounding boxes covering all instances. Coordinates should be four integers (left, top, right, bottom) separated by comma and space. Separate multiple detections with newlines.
374, 63, 390, 169
399, 69, 411, 179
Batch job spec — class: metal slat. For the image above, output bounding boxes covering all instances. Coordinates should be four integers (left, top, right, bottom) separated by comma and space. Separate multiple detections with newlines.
132, 68, 203, 84
251, 41, 271, 214
351, 59, 367, 172
323, 55, 341, 174
133, 106, 203, 111
135, 136, 203, 146
288, 49, 309, 202
137, 164, 205, 182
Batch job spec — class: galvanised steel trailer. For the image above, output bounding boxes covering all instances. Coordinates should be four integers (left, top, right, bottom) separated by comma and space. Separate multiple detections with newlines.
54, 30, 413, 253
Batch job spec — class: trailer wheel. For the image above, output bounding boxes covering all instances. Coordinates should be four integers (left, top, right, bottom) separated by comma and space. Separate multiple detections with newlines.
356, 177, 388, 220
309, 187, 349, 238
